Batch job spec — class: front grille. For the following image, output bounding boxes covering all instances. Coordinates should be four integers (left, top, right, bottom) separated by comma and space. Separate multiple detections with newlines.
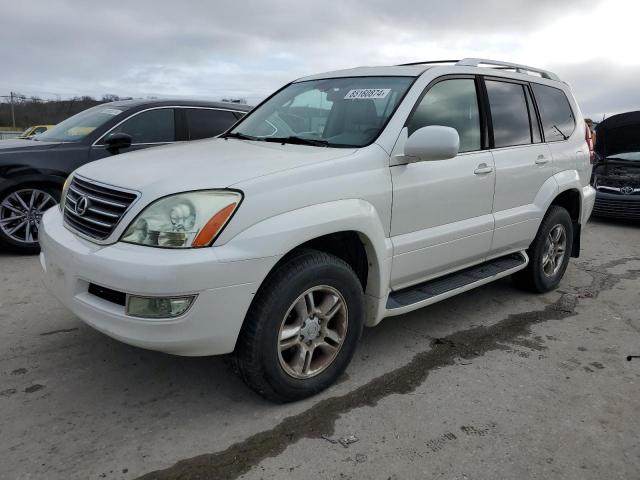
88, 283, 126, 306
593, 196, 640, 219
596, 185, 640, 196
63, 176, 138, 240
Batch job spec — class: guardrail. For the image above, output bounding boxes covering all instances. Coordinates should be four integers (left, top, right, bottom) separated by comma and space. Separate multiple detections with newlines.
0, 130, 22, 140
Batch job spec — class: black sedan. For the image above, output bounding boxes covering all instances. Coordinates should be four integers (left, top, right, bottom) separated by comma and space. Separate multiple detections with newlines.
591, 111, 640, 221
0, 99, 250, 253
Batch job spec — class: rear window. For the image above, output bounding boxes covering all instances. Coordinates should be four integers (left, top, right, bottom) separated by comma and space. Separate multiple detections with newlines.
185, 108, 238, 140
531, 84, 576, 142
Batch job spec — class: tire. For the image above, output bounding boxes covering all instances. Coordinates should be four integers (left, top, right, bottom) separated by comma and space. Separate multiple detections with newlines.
233, 248, 365, 403
0, 184, 60, 254
512, 205, 573, 293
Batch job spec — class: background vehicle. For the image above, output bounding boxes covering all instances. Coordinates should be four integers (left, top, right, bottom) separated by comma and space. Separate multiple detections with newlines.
40, 59, 594, 402
0, 99, 250, 253
591, 111, 640, 220
18, 125, 54, 139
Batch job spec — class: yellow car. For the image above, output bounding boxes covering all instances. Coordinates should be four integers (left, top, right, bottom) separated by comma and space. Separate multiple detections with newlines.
18, 125, 54, 139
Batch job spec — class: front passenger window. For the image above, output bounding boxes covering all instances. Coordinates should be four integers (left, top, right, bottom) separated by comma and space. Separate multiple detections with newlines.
108, 108, 175, 144
407, 79, 481, 153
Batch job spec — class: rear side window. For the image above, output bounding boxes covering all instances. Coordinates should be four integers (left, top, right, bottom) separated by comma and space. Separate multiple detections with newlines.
185, 109, 238, 140
408, 79, 481, 153
485, 80, 532, 148
531, 84, 576, 142
109, 108, 175, 144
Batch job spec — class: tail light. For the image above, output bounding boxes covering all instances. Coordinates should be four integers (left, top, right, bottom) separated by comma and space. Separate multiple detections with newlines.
585, 123, 595, 164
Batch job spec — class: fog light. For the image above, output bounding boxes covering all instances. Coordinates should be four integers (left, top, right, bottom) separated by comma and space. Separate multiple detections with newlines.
126, 295, 196, 319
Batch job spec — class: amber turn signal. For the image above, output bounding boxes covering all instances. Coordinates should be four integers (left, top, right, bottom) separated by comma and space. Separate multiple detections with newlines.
191, 203, 238, 247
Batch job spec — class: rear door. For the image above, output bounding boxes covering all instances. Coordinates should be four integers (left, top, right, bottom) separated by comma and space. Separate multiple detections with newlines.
484, 78, 553, 255
89, 107, 177, 161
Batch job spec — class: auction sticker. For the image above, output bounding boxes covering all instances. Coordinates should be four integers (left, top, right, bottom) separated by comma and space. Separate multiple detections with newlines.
344, 88, 390, 100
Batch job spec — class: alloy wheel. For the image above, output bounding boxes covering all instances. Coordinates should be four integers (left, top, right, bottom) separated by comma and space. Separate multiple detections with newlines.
277, 285, 348, 379
542, 224, 567, 277
0, 189, 56, 244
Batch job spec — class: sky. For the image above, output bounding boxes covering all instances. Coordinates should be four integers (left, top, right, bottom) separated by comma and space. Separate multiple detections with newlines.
1, 0, 639, 119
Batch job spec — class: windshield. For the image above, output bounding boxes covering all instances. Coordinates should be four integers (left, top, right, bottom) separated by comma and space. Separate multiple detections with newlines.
37, 105, 126, 142
229, 76, 414, 147
608, 152, 640, 162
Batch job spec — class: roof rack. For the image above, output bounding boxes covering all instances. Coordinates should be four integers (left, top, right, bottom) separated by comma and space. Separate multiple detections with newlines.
456, 58, 560, 81
397, 59, 460, 66
397, 58, 560, 81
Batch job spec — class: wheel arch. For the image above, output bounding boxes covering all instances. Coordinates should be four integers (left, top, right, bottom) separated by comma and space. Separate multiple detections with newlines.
0, 174, 66, 198
223, 199, 392, 329
547, 184, 582, 258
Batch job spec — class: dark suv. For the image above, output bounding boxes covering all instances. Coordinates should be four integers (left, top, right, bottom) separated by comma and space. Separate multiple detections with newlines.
0, 99, 250, 252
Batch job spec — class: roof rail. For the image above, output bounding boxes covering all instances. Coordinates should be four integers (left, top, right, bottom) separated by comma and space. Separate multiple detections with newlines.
455, 58, 560, 81
397, 60, 460, 66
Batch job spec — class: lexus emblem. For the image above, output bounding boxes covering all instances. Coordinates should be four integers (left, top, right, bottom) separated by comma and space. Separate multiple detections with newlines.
75, 195, 90, 216
621, 186, 634, 195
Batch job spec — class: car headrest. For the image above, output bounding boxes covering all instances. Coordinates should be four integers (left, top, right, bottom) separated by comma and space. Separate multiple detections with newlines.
344, 100, 378, 126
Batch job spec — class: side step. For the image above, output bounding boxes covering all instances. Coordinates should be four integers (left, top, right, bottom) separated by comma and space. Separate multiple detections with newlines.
386, 252, 528, 315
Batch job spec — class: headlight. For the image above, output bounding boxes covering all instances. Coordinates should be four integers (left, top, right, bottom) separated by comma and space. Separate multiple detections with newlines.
59, 175, 73, 212
121, 190, 242, 248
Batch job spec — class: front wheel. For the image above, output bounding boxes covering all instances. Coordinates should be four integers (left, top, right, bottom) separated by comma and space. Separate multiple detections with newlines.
0, 185, 59, 254
512, 205, 573, 293
233, 249, 365, 403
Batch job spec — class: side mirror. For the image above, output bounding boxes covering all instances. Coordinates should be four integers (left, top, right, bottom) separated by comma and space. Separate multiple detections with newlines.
404, 126, 460, 162
104, 132, 132, 154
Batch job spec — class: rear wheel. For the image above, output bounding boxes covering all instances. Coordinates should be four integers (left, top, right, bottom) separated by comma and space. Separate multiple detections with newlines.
512, 205, 573, 293
0, 185, 59, 254
234, 249, 364, 403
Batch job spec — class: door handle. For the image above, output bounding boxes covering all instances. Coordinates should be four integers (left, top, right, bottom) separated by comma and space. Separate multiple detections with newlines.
474, 163, 493, 175
535, 154, 550, 165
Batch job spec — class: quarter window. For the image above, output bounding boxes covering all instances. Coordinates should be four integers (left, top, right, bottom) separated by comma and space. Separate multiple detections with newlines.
185, 109, 238, 140
485, 80, 532, 148
108, 108, 175, 144
531, 83, 576, 142
407, 79, 481, 153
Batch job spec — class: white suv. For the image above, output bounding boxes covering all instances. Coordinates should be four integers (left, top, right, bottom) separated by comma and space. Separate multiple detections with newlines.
39, 58, 596, 402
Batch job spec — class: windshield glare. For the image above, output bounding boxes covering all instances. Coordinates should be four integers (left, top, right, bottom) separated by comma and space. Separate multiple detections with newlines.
231, 76, 414, 147
37, 105, 126, 142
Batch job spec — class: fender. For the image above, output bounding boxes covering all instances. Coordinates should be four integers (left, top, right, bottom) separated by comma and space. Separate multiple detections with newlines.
530, 170, 585, 222
0, 173, 66, 196
218, 198, 393, 302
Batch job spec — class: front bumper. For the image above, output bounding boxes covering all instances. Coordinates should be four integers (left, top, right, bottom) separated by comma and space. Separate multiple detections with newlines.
592, 190, 640, 220
39, 208, 279, 356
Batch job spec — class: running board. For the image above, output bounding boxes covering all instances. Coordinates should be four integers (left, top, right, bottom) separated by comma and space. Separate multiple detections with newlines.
385, 252, 529, 316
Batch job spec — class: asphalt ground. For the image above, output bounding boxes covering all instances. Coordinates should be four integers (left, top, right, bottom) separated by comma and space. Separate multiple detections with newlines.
1, 217, 639, 479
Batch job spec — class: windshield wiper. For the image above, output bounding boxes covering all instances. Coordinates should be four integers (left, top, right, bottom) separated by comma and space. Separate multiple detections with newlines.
221, 131, 260, 141
552, 125, 569, 140
263, 136, 330, 147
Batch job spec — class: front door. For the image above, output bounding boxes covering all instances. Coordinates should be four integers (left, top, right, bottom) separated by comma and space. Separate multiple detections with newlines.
89, 107, 176, 161
390, 77, 495, 290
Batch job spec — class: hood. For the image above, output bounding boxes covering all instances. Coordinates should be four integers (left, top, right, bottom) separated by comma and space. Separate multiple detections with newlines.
0, 138, 63, 152
76, 137, 357, 193
595, 111, 640, 158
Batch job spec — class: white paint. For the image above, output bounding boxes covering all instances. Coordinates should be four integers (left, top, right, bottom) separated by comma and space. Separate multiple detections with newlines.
39, 61, 595, 358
